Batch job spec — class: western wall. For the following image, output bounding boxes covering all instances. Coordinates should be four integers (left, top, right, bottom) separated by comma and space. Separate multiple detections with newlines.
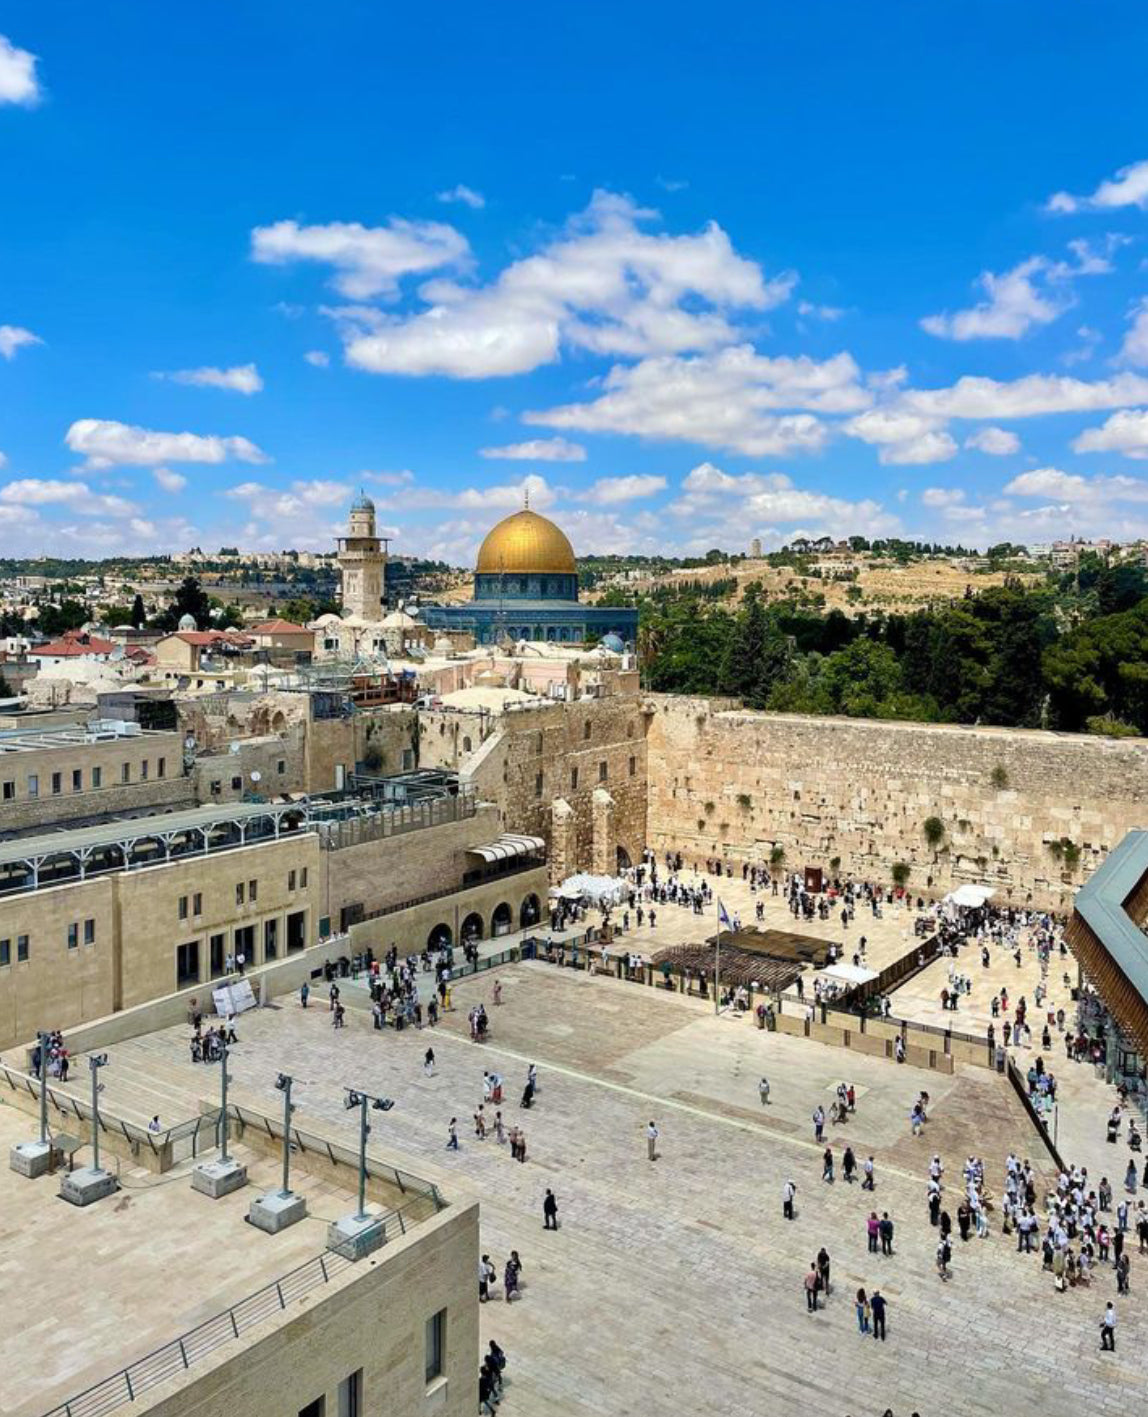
644, 694, 1148, 912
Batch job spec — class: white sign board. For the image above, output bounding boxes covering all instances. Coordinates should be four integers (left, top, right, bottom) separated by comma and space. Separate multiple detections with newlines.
212, 979, 257, 1018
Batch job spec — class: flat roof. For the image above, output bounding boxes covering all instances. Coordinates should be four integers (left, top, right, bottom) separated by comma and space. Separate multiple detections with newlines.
1072, 827, 1148, 1002
0, 720, 175, 754
0, 800, 308, 871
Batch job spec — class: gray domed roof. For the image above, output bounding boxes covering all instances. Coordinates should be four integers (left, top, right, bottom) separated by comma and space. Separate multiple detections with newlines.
351, 490, 375, 513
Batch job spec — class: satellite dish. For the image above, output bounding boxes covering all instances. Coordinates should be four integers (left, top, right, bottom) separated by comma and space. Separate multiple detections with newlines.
250, 770, 262, 782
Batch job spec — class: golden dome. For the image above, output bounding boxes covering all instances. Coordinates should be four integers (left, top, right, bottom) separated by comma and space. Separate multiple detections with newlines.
475, 509, 577, 575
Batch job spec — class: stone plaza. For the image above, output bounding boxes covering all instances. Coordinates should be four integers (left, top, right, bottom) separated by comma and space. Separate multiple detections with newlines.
46, 951, 1146, 1417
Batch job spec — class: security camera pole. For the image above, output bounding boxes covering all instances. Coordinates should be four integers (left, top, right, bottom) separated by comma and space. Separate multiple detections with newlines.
58, 1053, 118, 1206
191, 1035, 248, 1200
326, 1087, 394, 1260
248, 1071, 307, 1233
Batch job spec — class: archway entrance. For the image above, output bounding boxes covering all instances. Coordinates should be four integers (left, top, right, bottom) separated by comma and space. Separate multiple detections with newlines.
427, 922, 452, 950
520, 893, 541, 928
461, 911, 484, 943
491, 902, 513, 936
616, 845, 632, 871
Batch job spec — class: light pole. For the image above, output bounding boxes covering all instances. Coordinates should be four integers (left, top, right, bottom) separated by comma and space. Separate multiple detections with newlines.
37, 1029, 51, 1146
88, 1053, 109, 1174
344, 1087, 394, 1222
274, 1072, 296, 1198
218, 1038, 232, 1164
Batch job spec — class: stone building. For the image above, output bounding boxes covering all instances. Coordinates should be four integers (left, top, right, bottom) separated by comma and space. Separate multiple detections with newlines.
336, 491, 387, 622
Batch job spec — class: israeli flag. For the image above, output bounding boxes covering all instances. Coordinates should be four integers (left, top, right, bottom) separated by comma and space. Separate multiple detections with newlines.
718, 899, 732, 930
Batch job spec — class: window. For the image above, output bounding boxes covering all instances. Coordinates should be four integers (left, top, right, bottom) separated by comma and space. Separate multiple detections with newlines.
178, 895, 189, 921
121, 762, 130, 783
300, 867, 308, 888
535, 772, 543, 798
84, 918, 95, 945
67, 923, 78, 950
288, 869, 297, 891
583, 720, 591, 740
141, 759, 149, 781
249, 879, 258, 903
570, 766, 578, 791
176, 941, 200, 987
425, 1309, 446, 1385
1, 781, 13, 801
337, 1370, 362, 1417
236, 882, 245, 905
599, 761, 608, 782
0, 939, 9, 967
277, 759, 286, 774
231, 775, 242, 791
629, 755, 637, 777
210, 780, 221, 795
157, 757, 166, 779
193, 892, 202, 916
92, 765, 102, 788
51, 772, 61, 796
17, 935, 29, 962
72, 768, 83, 792
27, 774, 38, 799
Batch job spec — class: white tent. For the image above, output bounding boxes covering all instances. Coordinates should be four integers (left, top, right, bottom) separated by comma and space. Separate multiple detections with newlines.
945, 883, 995, 908
818, 962, 879, 985
558, 873, 628, 903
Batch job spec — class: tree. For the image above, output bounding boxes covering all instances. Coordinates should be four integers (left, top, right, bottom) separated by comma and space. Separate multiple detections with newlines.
130, 593, 147, 628
103, 604, 136, 627
38, 600, 88, 636
155, 577, 213, 631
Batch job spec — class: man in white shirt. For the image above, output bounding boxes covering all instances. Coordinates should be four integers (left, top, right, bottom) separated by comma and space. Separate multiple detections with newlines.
783, 1178, 796, 1220
1101, 1301, 1116, 1351
647, 1120, 659, 1162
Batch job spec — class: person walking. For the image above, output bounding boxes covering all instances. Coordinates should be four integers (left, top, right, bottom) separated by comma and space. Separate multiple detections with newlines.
447, 1117, 459, 1150
867, 1211, 880, 1254
937, 1236, 952, 1281
879, 1212, 895, 1256
783, 1178, 797, 1220
813, 1105, 825, 1142
862, 1155, 876, 1191
870, 1289, 887, 1341
804, 1263, 819, 1312
647, 1120, 659, 1162
543, 1188, 559, 1230
479, 1254, 495, 1303
843, 1146, 857, 1183
822, 1146, 834, 1183
817, 1246, 831, 1297
300, 981, 309, 1008
855, 1286, 870, 1335
1101, 1301, 1116, 1351
424, 1047, 435, 1077
759, 1076, 771, 1106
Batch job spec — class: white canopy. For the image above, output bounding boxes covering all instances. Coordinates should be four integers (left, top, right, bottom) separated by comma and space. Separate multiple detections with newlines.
467, 833, 545, 864
945, 883, 995, 908
558, 872, 628, 903
819, 962, 879, 985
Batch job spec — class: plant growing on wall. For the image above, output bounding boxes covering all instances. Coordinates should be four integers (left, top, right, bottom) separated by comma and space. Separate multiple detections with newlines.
891, 861, 911, 886
990, 764, 1009, 790
1062, 839, 1081, 870
770, 845, 786, 866
830, 856, 841, 871
737, 793, 752, 809
922, 816, 946, 850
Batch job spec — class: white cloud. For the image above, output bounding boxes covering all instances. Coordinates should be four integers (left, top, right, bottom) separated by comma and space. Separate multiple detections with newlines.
222, 479, 355, 550
436, 184, 485, 210
579, 474, 667, 505
479, 437, 586, 462
153, 467, 187, 493
921, 257, 1068, 341
1117, 298, 1148, 368
65, 419, 269, 468
1071, 409, 1148, 460
527, 345, 869, 457
797, 301, 845, 321
655, 176, 689, 192
844, 408, 957, 464
0, 478, 138, 517
340, 191, 795, 378
902, 371, 1148, 420
1046, 159, 1148, 214
156, 363, 263, 394
0, 324, 42, 359
921, 486, 966, 508
304, 350, 330, 368
1004, 466, 1148, 502
965, 426, 1021, 455
0, 34, 40, 106
251, 217, 471, 300
362, 469, 415, 487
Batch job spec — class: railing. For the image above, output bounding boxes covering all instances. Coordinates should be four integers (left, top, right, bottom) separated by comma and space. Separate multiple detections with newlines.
316, 789, 476, 850
1006, 1055, 1067, 1172
346, 856, 545, 928
448, 946, 521, 983
0, 1062, 216, 1161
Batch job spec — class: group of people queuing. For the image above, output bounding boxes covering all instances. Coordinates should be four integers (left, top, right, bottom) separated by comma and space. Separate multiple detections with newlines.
30, 1030, 70, 1082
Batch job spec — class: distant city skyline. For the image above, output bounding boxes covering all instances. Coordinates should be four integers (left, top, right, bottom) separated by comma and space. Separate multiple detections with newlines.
3, 5, 1148, 560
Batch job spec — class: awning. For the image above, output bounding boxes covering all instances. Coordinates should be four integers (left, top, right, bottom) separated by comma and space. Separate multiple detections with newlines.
818, 962, 879, 985
945, 883, 995, 908
467, 833, 546, 863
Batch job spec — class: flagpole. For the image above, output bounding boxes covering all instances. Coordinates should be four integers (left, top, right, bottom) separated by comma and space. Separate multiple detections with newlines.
714, 898, 721, 1016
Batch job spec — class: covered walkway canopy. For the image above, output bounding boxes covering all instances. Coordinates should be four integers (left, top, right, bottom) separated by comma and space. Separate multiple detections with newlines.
467, 833, 546, 864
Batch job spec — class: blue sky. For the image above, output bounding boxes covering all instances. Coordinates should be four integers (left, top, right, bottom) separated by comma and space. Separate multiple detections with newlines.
3, 2, 1148, 562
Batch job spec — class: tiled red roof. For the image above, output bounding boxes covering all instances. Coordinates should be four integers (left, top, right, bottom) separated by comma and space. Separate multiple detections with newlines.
31, 632, 115, 657
250, 618, 310, 634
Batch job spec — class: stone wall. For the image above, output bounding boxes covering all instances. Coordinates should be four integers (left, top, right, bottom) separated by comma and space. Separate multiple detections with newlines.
448, 697, 649, 878
646, 696, 1148, 911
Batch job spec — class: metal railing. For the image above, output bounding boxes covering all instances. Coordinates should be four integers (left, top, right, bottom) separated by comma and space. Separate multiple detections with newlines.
315, 788, 476, 851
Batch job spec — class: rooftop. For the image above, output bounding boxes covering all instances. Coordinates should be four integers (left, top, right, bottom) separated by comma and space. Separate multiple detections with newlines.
0, 718, 173, 754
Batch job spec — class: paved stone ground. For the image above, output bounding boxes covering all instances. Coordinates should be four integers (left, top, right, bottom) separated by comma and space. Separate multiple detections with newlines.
77, 962, 1147, 1417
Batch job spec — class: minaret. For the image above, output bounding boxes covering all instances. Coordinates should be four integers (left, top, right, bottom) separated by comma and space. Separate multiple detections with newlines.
336, 491, 386, 621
